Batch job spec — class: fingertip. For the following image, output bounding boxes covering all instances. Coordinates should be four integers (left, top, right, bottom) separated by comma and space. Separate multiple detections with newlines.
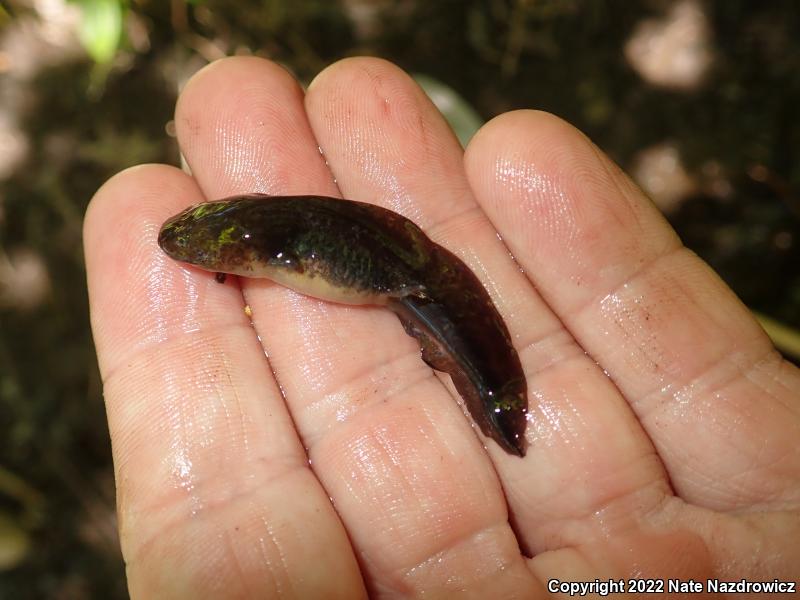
305, 56, 434, 141
84, 164, 194, 260
465, 109, 598, 201
84, 164, 205, 373
176, 56, 300, 120
467, 109, 579, 153
307, 55, 413, 94
174, 55, 324, 198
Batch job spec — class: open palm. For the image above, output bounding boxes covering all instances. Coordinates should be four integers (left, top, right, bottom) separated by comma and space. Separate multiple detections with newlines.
85, 57, 800, 598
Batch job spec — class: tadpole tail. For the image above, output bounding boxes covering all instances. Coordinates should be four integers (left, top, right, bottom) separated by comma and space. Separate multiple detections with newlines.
387, 245, 528, 457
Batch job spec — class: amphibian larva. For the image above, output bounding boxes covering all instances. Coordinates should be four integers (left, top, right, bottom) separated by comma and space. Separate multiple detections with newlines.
158, 194, 528, 456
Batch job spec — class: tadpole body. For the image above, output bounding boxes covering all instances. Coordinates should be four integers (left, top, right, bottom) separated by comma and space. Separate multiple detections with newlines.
159, 194, 528, 456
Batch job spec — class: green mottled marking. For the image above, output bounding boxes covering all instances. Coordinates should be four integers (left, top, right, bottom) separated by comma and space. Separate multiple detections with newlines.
218, 225, 237, 246
191, 202, 229, 220
493, 396, 524, 412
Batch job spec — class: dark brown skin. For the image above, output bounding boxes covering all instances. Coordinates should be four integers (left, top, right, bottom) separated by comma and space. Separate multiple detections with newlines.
158, 194, 528, 455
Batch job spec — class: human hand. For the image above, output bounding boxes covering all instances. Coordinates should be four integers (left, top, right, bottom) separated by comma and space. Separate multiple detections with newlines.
85, 57, 800, 598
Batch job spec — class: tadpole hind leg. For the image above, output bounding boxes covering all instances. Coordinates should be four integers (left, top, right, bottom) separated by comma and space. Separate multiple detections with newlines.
391, 298, 457, 373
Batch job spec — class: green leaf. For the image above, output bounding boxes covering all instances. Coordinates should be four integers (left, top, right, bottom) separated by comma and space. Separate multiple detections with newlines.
72, 0, 124, 64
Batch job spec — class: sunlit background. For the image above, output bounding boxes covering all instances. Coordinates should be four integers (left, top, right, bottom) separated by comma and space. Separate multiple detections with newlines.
1, 0, 798, 596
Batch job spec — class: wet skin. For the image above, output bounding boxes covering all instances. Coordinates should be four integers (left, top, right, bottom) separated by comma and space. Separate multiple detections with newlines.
158, 194, 528, 456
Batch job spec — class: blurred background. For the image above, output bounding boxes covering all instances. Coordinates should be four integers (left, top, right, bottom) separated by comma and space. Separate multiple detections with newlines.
0, 0, 798, 596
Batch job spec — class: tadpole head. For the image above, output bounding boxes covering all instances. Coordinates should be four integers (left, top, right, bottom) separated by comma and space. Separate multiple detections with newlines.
158, 201, 250, 272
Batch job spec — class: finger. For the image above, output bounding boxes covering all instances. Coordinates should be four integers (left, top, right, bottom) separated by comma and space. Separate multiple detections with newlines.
85, 164, 364, 598
177, 56, 542, 595
305, 58, 669, 560
176, 59, 336, 198
465, 110, 800, 511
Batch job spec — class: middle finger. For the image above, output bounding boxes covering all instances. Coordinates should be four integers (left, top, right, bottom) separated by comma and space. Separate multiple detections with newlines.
305, 58, 668, 554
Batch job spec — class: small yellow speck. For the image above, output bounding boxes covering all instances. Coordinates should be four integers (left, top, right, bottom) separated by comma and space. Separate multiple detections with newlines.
244, 305, 253, 318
